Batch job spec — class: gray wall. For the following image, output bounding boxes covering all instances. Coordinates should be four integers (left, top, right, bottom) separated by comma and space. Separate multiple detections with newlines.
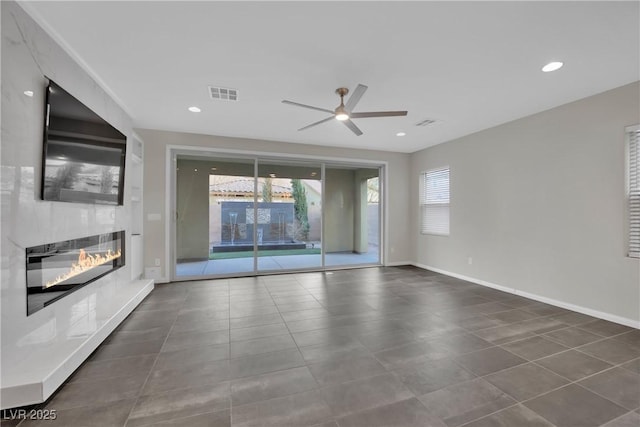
138, 129, 412, 279
411, 82, 640, 323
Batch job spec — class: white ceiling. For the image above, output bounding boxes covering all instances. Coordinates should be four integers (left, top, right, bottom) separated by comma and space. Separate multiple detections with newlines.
23, 1, 639, 153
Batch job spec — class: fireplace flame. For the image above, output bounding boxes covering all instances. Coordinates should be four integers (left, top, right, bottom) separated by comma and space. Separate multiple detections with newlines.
44, 248, 122, 289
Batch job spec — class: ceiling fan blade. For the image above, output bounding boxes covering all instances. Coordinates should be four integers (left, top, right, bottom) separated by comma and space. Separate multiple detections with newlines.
298, 116, 335, 131
350, 111, 408, 118
282, 100, 334, 114
342, 119, 363, 136
345, 84, 368, 111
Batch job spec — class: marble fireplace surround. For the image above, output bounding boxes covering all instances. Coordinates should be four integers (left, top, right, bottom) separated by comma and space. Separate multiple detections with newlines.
1, 2, 153, 409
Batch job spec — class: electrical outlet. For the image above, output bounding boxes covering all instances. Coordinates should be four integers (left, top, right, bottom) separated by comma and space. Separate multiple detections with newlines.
154, 258, 161, 266
468, 257, 473, 265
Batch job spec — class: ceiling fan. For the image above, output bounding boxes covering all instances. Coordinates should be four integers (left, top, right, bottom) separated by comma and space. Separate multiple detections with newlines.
282, 84, 408, 136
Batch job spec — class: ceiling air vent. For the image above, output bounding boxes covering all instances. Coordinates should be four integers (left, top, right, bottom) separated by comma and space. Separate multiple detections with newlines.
209, 86, 238, 101
415, 118, 436, 127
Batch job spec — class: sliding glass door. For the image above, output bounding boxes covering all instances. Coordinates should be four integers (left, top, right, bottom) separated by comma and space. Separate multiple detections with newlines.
256, 160, 322, 272
175, 156, 255, 278
172, 152, 382, 280
324, 165, 380, 267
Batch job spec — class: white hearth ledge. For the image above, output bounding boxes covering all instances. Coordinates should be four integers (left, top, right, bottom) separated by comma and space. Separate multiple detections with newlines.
0, 279, 154, 409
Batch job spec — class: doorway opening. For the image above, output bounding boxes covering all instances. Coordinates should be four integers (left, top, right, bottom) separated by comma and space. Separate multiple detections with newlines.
174, 153, 383, 279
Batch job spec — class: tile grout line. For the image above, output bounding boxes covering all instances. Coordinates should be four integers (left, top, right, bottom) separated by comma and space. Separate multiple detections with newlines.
265, 275, 334, 423
121, 286, 189, 426
461, 313, 637, 424
601, 410, 640, 426
227, 279, 233, 427
228, 274, 341, 425
380, 278, 638, 427
20, 268, 636, 427
455, 401, 557, 427
435, 315, 636, 426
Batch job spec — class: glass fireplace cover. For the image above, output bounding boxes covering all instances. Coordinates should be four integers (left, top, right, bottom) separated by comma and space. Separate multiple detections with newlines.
26, 231, 125, 315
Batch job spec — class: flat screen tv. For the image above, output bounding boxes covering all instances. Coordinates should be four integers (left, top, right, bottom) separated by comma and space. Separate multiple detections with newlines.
41, 79, 126, 205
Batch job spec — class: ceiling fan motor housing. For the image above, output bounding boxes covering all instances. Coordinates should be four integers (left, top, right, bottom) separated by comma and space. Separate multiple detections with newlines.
282, 84, 408, 135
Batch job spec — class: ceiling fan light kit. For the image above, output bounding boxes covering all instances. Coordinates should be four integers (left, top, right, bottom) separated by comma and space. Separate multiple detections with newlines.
282, 84, 408, 136
335, 111, 349, 121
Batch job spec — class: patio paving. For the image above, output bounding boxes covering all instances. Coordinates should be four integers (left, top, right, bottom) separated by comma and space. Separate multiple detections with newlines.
177, 251, 380, 277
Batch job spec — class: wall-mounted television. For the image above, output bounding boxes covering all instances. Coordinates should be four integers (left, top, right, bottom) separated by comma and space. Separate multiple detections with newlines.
41, 79, 126, 205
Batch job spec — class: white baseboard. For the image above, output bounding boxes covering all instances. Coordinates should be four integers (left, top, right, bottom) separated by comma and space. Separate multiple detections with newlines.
412, 263, 639, 329
385, 261, 412, 267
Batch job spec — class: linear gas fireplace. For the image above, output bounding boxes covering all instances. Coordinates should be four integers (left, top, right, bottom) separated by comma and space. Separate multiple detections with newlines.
26, 231, 125, 315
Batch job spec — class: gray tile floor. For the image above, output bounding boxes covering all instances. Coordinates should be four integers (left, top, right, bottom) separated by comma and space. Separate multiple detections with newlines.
13, 266, 640, 427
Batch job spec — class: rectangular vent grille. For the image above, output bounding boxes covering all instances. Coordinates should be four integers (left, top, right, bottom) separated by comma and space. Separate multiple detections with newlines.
209, 86, 238, 101
415, 118, 436, 127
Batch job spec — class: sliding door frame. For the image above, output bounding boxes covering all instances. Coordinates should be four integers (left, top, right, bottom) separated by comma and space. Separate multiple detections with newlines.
167, 145, 388, 281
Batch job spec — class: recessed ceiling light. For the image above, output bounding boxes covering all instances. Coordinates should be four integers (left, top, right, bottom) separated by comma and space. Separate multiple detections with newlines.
396, 132, 406, 137
194, 168, 198, 172
188, 106, 201, 113
24, 90, 34, 97
542, 61, 564, 72
269, 173, 276, 178
211, 167, 217, 171
310, 172, 317, 177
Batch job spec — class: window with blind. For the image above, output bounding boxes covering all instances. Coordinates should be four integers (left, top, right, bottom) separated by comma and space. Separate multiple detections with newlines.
420, 167, 450, 235
628, 125, 640, 258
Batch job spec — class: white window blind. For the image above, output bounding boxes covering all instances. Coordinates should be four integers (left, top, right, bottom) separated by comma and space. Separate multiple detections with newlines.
420, 167, 450, 235
629, 127, 640, 258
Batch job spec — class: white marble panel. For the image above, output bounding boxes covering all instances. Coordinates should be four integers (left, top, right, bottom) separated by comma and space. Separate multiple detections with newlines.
1, 1, 148, 408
